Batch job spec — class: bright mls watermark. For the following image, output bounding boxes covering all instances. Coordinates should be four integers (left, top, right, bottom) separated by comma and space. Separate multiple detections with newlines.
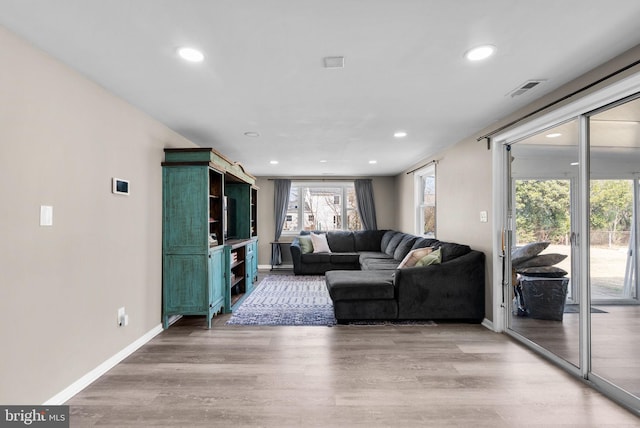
0, 406, 68, 427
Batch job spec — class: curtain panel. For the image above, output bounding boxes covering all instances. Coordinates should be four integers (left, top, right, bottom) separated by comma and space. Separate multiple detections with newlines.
271, 179, 291, 266
354, 179, 377, 230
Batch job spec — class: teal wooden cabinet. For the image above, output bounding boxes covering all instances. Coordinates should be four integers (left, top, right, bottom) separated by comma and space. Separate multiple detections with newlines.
162, 148, 258, 328
162, 159, 225, 329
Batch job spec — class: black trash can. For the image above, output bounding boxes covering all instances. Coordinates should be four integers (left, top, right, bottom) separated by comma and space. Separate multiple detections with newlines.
520, 276, 569, 321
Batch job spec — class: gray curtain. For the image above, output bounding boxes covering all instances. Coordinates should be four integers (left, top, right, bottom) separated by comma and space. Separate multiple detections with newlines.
354, 179, 377, 230
271, 179, 291, 266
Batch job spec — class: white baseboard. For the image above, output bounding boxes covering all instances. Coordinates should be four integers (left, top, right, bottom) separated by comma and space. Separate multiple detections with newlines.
43, 323, 164, 405
258, 264, 293, 270
481, 318, 496, 332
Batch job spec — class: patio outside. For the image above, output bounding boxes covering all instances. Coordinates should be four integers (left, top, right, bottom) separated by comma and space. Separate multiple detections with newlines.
547, 243, 632, 300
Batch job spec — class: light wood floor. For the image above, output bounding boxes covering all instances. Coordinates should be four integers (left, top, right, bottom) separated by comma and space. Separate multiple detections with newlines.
67, 317, 639, 426
510, 305, 640, 398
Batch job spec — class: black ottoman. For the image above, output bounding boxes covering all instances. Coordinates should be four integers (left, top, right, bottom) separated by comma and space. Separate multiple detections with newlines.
325, 270, 398, 322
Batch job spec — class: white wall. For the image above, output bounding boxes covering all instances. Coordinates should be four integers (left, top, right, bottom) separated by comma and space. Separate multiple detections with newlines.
0, 26, 196, 403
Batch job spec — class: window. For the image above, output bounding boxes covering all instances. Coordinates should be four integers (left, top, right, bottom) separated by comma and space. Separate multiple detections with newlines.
283, 182, 361, 233
415, 164, 436, 237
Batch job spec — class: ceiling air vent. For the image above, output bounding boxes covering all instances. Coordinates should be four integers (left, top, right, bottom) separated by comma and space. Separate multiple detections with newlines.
323, 56, 345, 68
507, 79, 545, 98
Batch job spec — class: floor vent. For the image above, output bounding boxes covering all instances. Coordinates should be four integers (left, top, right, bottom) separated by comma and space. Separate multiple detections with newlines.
508, 79, 545, 97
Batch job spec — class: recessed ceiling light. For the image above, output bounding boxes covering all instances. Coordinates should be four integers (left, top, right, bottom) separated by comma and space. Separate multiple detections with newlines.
369, 160, 377, 164
269, 160, 279, 165
464, 45, 496, 61
319, 160, 327, 163
244, 131, 260, 137
570, 162, 579, 166
394, 131, 407, 138
177, 47, 204, 62
546, 133, 562, 138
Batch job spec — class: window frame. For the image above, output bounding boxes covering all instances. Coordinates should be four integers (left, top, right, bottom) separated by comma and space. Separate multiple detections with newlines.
414, 164, 436, 237
282, 181, 361, 235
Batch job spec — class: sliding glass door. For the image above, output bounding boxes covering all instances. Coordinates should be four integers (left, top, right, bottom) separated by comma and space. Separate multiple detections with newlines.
588, 98, 640, 401
500, 89, 640, 412
507, 119, 580, 368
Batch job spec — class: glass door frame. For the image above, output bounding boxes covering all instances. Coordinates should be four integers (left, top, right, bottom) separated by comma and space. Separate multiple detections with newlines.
491, 71, 640, 414
502, 138, 583, 377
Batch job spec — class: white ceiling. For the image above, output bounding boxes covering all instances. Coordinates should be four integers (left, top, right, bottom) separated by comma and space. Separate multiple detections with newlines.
3, 1, 640, 176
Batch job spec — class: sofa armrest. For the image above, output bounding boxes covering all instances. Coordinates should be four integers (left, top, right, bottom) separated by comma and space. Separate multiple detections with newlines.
290, 237, 303, 274
394, 250, 485, 321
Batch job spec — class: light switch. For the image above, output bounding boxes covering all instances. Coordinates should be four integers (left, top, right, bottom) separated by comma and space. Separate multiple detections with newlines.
480, 210, 488, 223
40, 205, 53, 226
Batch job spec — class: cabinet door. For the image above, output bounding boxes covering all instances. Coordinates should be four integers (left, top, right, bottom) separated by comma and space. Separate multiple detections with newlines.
245, 249, 254, 293
208, 248, 225, 311
163, 166, 208, 253
163, 254, 208, 312
250, 240, 259, 283
224, 183, 251, 238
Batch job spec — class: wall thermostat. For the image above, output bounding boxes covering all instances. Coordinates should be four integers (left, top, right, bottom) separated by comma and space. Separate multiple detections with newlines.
112, 178, 130, 195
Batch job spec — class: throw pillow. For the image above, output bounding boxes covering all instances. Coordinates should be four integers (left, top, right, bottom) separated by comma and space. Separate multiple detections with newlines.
398, 247, 433, 268
299, 236, 314, 254
415, 248, 442, 267
516, 253, 567, 268
310, 232, 331, 253
511, 241, 550, 266
517, 266, 568, 278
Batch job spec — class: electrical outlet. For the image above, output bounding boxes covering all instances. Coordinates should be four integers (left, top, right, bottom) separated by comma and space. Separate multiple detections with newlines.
117, 307, 126, 327
480, 211, 488, 223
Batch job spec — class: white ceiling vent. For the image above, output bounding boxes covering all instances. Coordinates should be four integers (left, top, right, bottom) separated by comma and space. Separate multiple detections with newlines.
507, 79, 546, 97
323, 56, 345, 68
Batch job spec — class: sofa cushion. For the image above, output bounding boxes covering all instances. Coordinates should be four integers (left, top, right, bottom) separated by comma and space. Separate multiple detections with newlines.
393, 235, 418, 260
301, 253, 331, 263
358, 251, 393, 259
358, 252, 393, 267
518, 266, 568, 278
327, 231, 356, 252
330, 253, 360, 264
354, 229, 387, 252
326, 270, 395, 300
411, 237, 440, 250
361, 258, 401, 270
515, 253, 567, 268
384, 232, 405, 256
299, 236, 314, 254
436, 242, 471, 262
398, 247, 434, 268
380, 231, 400, 253
311, 232, 331, 253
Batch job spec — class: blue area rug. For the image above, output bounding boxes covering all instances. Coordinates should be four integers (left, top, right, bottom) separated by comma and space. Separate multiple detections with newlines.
226, 275, 337, 326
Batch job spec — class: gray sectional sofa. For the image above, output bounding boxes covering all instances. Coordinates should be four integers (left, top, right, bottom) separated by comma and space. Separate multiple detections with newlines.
290, 230, 485, 323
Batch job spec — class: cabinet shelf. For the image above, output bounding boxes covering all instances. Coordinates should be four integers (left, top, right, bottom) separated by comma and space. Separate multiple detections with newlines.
230, 275, 244, 288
